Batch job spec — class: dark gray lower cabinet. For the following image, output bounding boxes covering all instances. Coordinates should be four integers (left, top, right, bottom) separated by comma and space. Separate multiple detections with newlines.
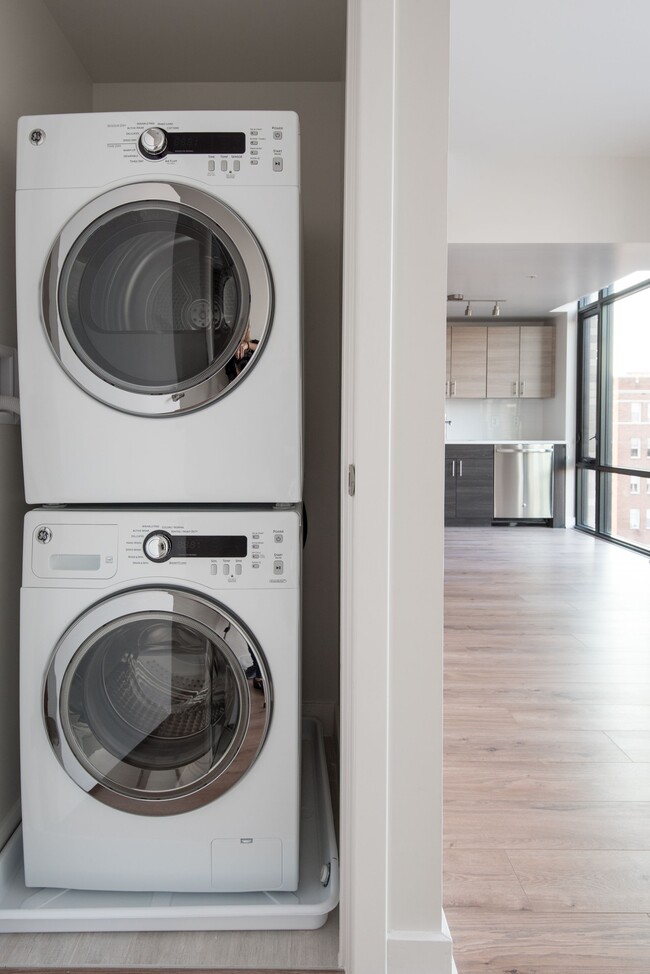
445, 445, 494, 525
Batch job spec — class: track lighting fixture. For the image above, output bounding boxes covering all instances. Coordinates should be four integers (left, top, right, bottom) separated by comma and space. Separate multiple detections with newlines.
447, 294, 507, 317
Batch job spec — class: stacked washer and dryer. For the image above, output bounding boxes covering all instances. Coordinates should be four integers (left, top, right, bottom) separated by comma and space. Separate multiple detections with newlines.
15, 112, 304, 895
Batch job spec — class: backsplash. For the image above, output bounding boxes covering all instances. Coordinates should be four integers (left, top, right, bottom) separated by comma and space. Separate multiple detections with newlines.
445, 397, 552, 441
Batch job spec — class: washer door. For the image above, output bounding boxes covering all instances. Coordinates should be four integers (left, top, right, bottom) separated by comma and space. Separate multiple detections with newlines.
42, 183, 273, 415
44, 588, 272, 815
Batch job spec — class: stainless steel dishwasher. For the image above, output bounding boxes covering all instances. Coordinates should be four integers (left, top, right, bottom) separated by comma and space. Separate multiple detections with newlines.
493, 443, 554, 520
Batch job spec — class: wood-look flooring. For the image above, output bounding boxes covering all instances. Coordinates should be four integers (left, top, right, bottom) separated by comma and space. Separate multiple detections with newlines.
444, 526, 650, 974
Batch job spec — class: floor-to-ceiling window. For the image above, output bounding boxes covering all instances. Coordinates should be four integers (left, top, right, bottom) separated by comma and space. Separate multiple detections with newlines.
576, 273, 650, 552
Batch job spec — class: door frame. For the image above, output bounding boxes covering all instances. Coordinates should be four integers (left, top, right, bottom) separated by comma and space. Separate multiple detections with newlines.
339, 2, 453, 971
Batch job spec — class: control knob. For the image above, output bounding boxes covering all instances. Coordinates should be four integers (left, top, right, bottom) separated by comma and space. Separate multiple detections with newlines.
138, 127, 168, 159
143, 531, 173, 562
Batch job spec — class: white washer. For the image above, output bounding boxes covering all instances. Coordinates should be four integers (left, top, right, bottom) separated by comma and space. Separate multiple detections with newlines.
16, 111, 302, 504
20, 507, 301, 893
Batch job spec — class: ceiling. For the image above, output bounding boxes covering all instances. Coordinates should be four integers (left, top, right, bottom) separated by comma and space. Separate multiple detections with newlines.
43, 0, 346, 83
447, 243, 650, 320
449, 0, 650, 318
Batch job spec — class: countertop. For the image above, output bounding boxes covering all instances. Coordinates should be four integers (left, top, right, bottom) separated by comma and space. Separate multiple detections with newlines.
446, 439, 567, 445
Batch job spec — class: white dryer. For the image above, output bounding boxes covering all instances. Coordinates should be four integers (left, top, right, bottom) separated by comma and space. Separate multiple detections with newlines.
16, 111, 302, 504
20, 506, 301, 893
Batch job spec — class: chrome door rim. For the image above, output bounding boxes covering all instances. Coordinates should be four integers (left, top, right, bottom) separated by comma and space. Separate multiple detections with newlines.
42, 182, 273, 416
44, 587, 272, 816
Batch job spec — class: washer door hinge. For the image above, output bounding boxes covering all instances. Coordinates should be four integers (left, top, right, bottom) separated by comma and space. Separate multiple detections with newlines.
348, 464, 356, 496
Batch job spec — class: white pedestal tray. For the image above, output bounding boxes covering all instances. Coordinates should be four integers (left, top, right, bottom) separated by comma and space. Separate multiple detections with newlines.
0, 719, 338, 932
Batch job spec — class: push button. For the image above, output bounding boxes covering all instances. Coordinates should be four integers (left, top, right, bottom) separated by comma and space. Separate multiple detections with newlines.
274, 533, 283, 544
235, 564, 242, 575
233, 159, 240, 172
272, 157, 283, 172
273, 130, 283, 140
220, 159, 228, 172
223, 563, 230, 575
273, 560, 284, 575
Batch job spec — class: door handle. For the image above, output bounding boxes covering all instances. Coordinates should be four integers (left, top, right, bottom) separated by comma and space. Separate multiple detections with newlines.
458, 460, 463, 477
451, 460, 456, 477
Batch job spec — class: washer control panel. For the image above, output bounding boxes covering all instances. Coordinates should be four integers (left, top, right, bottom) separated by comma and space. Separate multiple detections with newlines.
24, 509, 300, 589
131, 520, 293, 587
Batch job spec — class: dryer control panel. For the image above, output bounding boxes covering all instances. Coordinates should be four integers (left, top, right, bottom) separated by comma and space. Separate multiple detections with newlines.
17, 111, 300, 190
25, 508, 300, 590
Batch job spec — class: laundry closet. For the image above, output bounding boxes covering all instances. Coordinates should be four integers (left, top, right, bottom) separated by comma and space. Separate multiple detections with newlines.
0, 0, 345, 968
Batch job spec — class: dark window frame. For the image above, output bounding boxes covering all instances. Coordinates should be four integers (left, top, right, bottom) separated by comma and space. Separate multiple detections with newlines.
576, 277, 650, 555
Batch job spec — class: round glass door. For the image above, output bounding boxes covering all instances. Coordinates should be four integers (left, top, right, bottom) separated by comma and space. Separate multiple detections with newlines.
45, 589, 272, 815
42, 183, 273, 416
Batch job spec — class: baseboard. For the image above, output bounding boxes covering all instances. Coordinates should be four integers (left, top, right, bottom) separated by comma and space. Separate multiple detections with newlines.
387, 927, 454, 973
443, 909, 457, 974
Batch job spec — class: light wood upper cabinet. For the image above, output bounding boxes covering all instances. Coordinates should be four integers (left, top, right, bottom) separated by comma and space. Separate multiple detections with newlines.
450, 322, 555, 399
447, 325, 487, 398
486, 326, 520, 397
519, 324, 555, 398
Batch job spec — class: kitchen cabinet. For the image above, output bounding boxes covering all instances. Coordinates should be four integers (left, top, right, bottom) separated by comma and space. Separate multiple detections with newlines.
446, 325, 487, 398
519, 324, 555, 397
486, 324, 555, 398
445, 444, 494, 525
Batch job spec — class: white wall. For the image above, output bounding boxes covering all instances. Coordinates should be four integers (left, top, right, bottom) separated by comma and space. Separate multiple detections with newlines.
93, 82, 344, 718
0, 0, 91, 850
449, 154, 650, 244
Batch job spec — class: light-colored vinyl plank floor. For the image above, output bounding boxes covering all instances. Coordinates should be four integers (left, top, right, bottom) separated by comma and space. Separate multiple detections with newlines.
0, 917, 339, 971
444, 526, 650, 974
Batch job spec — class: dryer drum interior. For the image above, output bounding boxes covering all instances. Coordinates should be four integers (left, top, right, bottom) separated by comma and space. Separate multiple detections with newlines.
58, 202, 252, 394
45, 593, 272, 812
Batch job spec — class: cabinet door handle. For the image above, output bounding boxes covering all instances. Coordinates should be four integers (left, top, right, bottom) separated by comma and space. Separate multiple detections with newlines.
512, 381, 518, 396
458, 460, 463, 477
520, 380, 525, 396
451, 381, 457, 396
445, 380, 449, 397
451, 460, 456, 477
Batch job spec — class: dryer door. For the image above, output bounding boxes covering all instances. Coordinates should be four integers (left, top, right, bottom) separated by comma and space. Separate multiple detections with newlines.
44, 588, 272, 815
42, 183, 273, 415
